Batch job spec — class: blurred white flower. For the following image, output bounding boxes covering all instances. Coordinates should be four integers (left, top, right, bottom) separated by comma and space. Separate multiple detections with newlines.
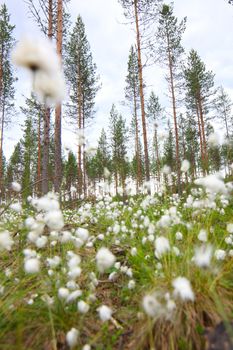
66, 328, 79, 348
172, 277, 195, 301
208, 132, 219, 147
77, 300, 89, 314
193, 245, 213, 268
215, 249, 226, 260
0, 231, 14, 251
198, 229, 208, 242
154, 236, 170, 258
24, 258, 40, 274
12, 37, 60, 74
181, 159, 190, 172
97, 305, 112, 321
11, 182, 21, 192
96, 247, 116, 273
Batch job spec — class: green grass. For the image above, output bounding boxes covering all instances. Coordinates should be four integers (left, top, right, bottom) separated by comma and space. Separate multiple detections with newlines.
0, 189, 233, 349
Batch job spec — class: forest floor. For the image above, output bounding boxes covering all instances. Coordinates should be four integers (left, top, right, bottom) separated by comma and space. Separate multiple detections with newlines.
0, 179, 233, 350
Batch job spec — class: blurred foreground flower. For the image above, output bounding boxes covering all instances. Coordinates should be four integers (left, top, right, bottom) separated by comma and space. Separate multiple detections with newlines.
12, 37, 65, 106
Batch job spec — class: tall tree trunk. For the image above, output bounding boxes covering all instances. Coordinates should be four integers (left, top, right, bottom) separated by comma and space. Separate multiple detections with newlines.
41, 0, 53, 194
37, 112, 42, 194
77, 76, 83, 198
167, 36, 181, 193
154, 125, 160, 185
0, 105, 5, 200
133, 89, 142, 192
197, 92, 208, 174
0, 50, 4, 199
54, 0, 63, 193
42, 107, 50, 194
134, 0, 150, 188
195, 101, 205, 175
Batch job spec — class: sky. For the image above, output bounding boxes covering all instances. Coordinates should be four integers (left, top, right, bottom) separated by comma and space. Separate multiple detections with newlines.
3, 0, 233, 159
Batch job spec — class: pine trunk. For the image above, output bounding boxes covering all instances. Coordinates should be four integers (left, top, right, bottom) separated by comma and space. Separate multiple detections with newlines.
134, 0, 150, 188
133, 89, 142, 192
37, 112, 42, 194
166, 31, 181, 193
0, 106, 4, 199
77, 76, 83, 198
42, 107, 50, 194
41, 0, 53, 194
197, 92, 208, 173
54, 0, 63, 193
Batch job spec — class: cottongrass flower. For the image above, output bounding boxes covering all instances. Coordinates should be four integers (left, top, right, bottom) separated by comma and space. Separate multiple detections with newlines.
77, 300, 90, 314
194, 174, 227, 194
193, 245, 213, 268
96, 247, 116, 273
0, 231, 14, 251
12, 37, 66, 106
12, 37, 60, 74
66, 328, 79, 348
214, 249, 226, 261
10, 202, 22, 212
24, 258, 40, 274
227, 223, 233, 234
97, 305, 113, 321
181, 159, 190, 172
33, 69, 65, 106
11, 181, 21, 192
142, 294, 163, 318
198, 229, 208, 242
154, 236, 170, 259
172, 277, 195, 301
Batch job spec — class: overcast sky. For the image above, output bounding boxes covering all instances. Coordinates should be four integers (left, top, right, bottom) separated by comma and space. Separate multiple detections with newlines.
4, 0, 233, 159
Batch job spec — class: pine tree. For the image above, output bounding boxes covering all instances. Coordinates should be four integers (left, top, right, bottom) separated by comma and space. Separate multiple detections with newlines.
125, 46, 142, 191
155, 4, 186, 193
118, 0, 162, 189
147, 91, 163, 183
65, 15, 100, 197
184, 49, 215, 174
0, 4, 15, 198
64, 151, 77, 200
20, 94, 43, 194
109, 105, 129, 195
21, 117, 37, 201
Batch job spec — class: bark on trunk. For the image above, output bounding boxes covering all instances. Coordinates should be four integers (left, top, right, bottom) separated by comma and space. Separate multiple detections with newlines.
54, 0, 63, 193
42, 107, 50, 194
41, 0, 53, 194
167, 37, 181, 193
134, 0, 150, 189
197, 93, 208, 174
37, 112, 42, 194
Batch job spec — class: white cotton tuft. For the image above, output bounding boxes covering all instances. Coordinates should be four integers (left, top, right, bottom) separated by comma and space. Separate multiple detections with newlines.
194, 174, 227, 194
24, 258, 40, 274
10, 202, 22, 212
11, 182, 21, 192
12, 37, 60, 74
44, 210, 64, 231
208, 132, 219, 147
154, 236, 170, 258
172, 276, 195, 301
33, 70, 66, 106
198, 229, 208, 242
77, 300, 90, 314
97, 305, 112, 321
193, 245, 213, 268
214, 249, 226, 260
161, 165, 171, 175
0, 231, 14, 251
181, 159, 190, 172
76, 227, 89, 242
142, 294, 163, 317
96, 247, 116, 273
66, 328, 79, 348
